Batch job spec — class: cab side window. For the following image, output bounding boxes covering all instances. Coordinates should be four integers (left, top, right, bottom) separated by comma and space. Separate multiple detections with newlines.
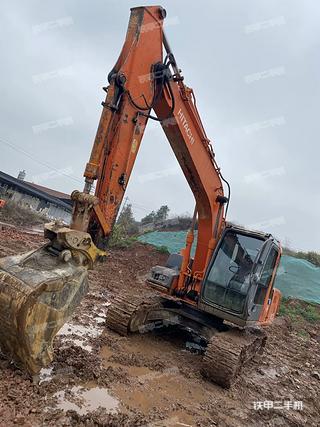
254, 247, 278, 305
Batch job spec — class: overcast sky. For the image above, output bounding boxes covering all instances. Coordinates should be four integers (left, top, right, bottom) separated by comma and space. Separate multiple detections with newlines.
0, 0, 319, 251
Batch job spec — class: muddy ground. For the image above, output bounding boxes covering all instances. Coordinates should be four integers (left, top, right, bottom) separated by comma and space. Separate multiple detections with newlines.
0, 224, 319, 427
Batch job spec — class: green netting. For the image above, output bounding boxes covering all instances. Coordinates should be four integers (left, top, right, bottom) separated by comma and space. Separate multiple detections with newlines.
139, 230, 196, 255
138, 231, 320, 304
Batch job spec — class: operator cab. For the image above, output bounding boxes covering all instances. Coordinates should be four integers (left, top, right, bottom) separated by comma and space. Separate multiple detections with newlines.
148, 224, 281, 327
200, 225, 281, 325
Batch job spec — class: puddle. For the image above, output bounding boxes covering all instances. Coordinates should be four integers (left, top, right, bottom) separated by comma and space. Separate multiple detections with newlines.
39, 367, 53, 385
58, 322, 104, 351
53, 385, 119, 415
120, 333, 179, 359
70, 339, 93, 352
95, 316, 106, 324
58, 323, 102, 338
101, 345, 153, 377
56, 300, 110, 352
114, 369, 206, 415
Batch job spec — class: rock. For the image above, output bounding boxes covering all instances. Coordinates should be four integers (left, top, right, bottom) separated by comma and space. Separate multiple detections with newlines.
311, 371, 320, 380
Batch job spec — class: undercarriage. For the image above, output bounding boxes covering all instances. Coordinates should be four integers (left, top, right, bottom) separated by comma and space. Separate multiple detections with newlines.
106, 291, 267, 388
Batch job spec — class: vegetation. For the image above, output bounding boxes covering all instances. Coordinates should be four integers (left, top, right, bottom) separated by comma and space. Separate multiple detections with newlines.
109, 203, 140, 248
140, 206, 194, 231
117, 203, 139, 235
0, 199, 47, 226
156, 245, 170, 254
154, 205, 170, 222
108, 224, 137, 248
110, 202, 189, 247
279, 297, 320, 323
283, 247, 320, 267
141, 205, 170, 225
141, 210, 156, 225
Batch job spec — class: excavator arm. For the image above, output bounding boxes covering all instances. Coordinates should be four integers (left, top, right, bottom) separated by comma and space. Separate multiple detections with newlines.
72, 5, 228, 295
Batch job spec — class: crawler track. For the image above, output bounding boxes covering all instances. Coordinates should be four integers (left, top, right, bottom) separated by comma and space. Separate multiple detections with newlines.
201, 327, 267, 388
106, 292, 162, 335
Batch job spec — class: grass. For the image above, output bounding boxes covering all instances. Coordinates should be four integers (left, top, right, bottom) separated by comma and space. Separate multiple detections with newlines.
156, 245, 170, 254
279, 297, 320, 323
296, 329, 309, 338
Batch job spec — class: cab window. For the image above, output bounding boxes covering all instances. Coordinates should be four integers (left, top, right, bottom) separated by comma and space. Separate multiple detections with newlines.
254, 246, 278, 305
203, 231, 263, 313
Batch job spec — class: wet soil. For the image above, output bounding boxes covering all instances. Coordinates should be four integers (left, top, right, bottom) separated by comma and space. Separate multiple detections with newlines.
0, 224, 320, 426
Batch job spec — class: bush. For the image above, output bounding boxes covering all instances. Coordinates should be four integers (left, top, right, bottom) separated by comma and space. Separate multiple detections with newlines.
0, 200, 47, 226
108, 224, 137, 248
156, 245, 170, 254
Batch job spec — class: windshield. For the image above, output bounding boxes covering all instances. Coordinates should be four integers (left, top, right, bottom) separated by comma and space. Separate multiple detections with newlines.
203, 231, 264, 313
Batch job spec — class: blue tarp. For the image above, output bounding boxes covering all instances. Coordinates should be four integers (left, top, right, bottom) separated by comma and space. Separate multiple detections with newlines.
138, 231, 320, 304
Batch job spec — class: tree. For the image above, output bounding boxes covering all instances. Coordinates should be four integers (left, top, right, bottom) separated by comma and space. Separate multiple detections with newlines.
117, 204, 138, 235
155, 205, 170, 223
141, 210, 156, 225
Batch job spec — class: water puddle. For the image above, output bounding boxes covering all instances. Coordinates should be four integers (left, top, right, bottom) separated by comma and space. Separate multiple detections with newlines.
53, 385, 119, 415
95, 316, 106, 325
70, 339, 93, 352
58, 323, 101, 338
101, 345, 155, 377
114, 367, 206, 415
58, 319, 105, 351
39, 367, 53, 385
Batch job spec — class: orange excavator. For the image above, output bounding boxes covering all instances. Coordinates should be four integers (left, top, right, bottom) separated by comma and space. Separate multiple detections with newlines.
0, 6, 282, 388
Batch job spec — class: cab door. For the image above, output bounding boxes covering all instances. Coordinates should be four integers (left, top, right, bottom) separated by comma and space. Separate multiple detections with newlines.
246, 240, 280, 322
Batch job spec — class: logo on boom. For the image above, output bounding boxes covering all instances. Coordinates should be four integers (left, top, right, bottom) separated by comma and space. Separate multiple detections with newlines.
177, 109, 195, 145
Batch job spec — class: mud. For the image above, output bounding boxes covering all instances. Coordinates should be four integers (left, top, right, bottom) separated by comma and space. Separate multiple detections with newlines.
0, 224, 320, 426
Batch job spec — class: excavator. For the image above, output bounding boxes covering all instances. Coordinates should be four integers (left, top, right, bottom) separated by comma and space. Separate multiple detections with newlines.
0, 6, 282, 388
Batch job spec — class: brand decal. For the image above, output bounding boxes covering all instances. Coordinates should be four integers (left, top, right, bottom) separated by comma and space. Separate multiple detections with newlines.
177, 109, 195, 145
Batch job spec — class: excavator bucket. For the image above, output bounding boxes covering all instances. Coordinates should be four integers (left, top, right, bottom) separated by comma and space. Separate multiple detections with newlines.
0, 221, 104, 375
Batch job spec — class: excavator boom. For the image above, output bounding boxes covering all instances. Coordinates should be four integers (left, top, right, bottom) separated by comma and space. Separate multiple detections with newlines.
73, 5, 228, 292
